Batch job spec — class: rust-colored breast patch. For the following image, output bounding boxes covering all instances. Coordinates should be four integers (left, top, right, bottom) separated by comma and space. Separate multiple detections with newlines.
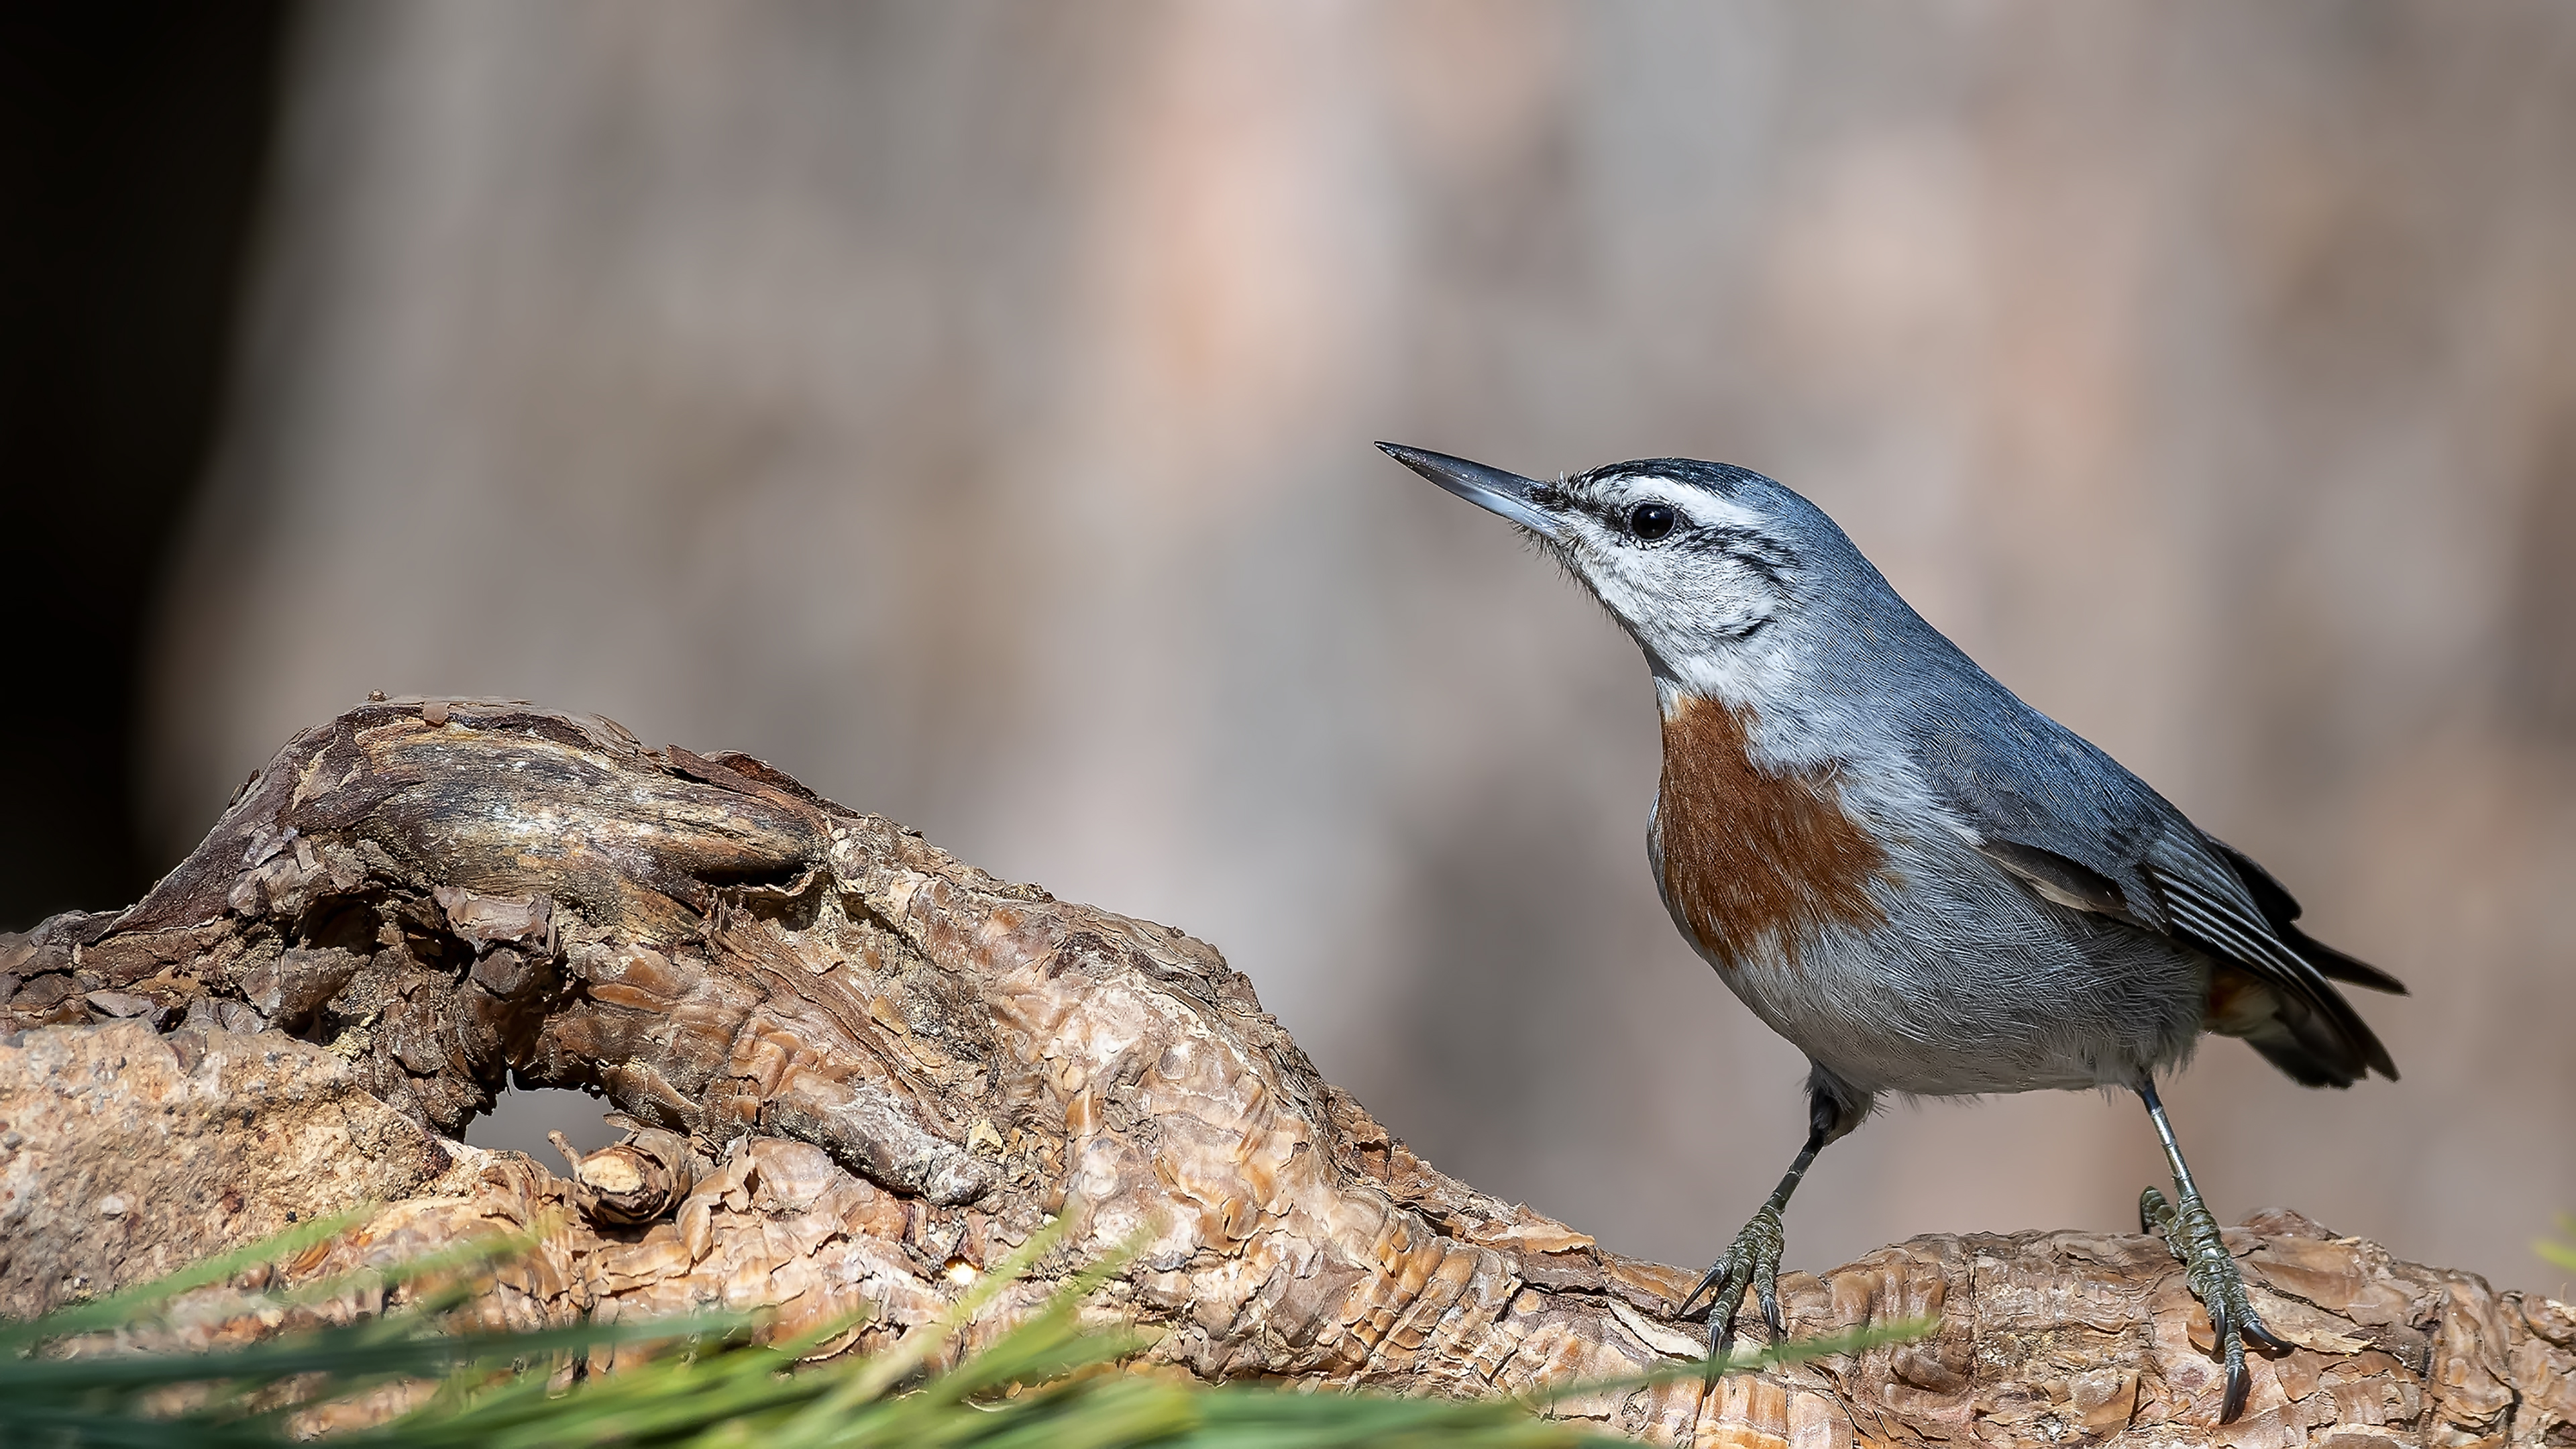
1657, 696, 1887, 970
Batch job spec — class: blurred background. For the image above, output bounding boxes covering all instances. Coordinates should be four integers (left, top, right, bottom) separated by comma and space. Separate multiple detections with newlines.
8, 1, 2573, 1292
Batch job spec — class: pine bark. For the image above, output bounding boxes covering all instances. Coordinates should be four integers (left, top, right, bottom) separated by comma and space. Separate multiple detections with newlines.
3, 700, 2569, 1446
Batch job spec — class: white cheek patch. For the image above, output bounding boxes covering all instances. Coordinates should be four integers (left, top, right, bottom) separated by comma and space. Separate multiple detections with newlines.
1556, 478, 1794, 696
1580, 531, 1780, 649
1664, 551, 1774, 626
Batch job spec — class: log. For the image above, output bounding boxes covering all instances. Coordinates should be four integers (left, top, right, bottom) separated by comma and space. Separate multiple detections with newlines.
2, 699, 2569, 1446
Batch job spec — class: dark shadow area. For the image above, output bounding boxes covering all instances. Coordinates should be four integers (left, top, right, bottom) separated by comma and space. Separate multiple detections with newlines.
0, 1, 293, 928
464, 1085, 624, 1160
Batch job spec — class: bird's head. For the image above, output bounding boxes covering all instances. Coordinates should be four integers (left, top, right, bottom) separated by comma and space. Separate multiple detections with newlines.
1382, 444, 1887, 705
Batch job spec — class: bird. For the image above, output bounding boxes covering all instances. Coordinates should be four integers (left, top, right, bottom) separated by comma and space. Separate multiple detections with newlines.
1379, 443, 2404, 1422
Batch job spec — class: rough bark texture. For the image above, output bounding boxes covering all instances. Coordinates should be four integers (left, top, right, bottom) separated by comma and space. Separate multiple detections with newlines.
3, 700, 2570, 1446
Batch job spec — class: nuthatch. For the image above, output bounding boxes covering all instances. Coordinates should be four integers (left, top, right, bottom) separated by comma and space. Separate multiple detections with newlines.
1382, 444, 2402, 1421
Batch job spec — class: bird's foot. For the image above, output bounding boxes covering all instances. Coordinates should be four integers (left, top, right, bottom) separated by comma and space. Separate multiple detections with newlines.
2141, 1185, 2289, 1421
1675, 1201, 1786, 1368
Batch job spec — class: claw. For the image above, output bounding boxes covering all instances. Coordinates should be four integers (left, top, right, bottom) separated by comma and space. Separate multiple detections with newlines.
1680, 1202, 1787, 1375
1704, 1258, 1752, 1374
2240, 1305, 2293, 1354
1674, 1258, 1731, 1322
2143, 1178, 2277, 1423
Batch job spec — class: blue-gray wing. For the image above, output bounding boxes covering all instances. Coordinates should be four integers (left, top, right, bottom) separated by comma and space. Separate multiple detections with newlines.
1900, 696, 2401, 1086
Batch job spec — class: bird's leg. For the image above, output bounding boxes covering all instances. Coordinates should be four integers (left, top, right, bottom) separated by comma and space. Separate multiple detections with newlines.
1676, 1089, 1835, 1363
2137, 1081, 2289, 1422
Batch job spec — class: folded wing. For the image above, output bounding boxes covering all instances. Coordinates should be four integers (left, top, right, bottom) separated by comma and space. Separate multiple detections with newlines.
1903, 697, 2401, 1088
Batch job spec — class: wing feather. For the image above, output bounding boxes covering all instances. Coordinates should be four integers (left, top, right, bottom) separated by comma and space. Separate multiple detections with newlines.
1901, 690, 2399, 1085
2208, 839, 2409, 995
2143, 845, 2399, 1083
1972, 837, 2143, 925
1965, 826, 2402, 1085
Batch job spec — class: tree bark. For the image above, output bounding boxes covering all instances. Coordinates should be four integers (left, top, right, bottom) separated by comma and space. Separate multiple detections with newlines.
3, 700, 2569, 1446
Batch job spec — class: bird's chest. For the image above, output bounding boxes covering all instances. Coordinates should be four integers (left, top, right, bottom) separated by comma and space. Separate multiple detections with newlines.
1652, 696, 1890, 973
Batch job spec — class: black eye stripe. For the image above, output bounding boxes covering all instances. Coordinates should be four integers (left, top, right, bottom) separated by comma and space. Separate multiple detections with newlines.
1688, 525, 1795, 586
1596, 494, 1796, 579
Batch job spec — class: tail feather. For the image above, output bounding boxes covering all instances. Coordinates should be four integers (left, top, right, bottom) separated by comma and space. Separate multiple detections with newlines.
2204, 961, 2389, 1088
2284, 923, 2408, 996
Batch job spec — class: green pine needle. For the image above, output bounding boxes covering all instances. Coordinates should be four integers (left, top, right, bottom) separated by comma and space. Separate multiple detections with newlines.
4, 1214, 1932, 1448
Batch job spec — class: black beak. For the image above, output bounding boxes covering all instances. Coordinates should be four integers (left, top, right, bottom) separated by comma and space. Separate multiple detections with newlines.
1377, 443, 1565, 541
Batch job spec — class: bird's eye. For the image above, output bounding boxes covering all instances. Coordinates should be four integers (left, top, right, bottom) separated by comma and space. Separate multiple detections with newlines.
1628, 502, 1677, 541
